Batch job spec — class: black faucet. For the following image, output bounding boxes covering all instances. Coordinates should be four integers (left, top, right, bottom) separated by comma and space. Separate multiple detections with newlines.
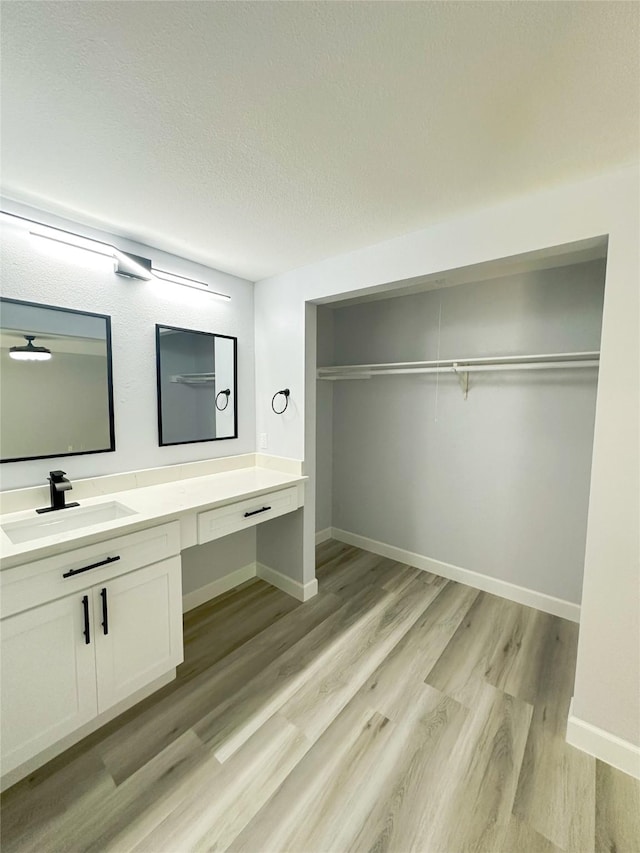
36, 471, 80, 514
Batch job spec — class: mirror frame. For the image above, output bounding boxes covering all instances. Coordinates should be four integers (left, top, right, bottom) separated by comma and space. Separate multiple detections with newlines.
155, 323, 238, 447
0, 297, 116, 463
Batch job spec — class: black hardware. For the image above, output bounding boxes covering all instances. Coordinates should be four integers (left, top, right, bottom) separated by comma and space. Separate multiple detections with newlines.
82, 595, 90, 645
36, 470, 80, 514
36, 502, 80, 514
63, 555, 121, 579
244, 506, 272, 517
100, 587, 109, 635
271, 389, 290, 414
215, 388, 231, 411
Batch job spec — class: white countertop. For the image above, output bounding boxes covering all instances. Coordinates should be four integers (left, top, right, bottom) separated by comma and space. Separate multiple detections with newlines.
0, 466, 306, 570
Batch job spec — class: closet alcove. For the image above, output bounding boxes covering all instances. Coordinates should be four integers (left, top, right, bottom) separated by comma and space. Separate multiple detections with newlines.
315, 244, 607, 611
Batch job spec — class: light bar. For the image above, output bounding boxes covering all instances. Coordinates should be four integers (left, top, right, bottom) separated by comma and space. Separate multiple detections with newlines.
1, 210, 231, 299
153, 268, 231, 300
29, 223, 114, 258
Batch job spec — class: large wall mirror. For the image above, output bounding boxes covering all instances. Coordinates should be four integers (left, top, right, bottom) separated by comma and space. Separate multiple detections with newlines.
0, 298, 115, 463
156, 325, 238, 446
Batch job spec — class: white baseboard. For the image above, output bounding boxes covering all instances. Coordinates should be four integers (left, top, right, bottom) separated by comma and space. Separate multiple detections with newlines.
331, 528, 580, 623
257, 562, 318, 602
182, 563, 257, 612
315, 527, 332, 545
567, 699, 640, 779
182, 560, 318, 611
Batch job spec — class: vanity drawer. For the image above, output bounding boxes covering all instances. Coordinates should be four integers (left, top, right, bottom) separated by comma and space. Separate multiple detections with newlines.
0, 522, 180, 619
198, 486, 301, 544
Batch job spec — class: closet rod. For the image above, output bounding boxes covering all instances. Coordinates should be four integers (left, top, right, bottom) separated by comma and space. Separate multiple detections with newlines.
317, 351, 600, 380
170, 372, 217, 384
319, 361, 599, 379
318, 350, 598, 373
452, 360, 599, 374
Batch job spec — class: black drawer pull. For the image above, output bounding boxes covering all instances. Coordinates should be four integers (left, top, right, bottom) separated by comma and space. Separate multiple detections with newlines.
244, 506, 272, 518
82, 595, 90, 645
100, 587, 109, 635
63, 555, 121, 579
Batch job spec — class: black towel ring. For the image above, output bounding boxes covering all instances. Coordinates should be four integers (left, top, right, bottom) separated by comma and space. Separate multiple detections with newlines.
215, 389, 231, 411
271, 388, 290, 414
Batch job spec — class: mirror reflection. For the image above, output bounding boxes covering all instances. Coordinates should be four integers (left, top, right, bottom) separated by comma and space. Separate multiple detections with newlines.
156, 325, 237, 445
0, 298, 115, 462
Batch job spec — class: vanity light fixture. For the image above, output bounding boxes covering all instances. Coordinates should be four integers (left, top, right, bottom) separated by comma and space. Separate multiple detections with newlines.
27, 222, 115, 259
9, 335, 52, 361
28, 226, 152, 281
1, 210, 231, 299
152, 268, 231, 301
114, 251, 153, 280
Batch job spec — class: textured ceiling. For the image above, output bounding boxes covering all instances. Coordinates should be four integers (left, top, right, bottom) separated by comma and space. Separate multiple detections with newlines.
1, 1, 638, 281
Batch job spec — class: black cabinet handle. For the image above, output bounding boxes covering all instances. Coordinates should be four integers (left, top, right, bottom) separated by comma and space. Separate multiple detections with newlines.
244, 506, 272, 518
63, 555, 121, 579
100, 587, 109, 635
82, 595, 90, 645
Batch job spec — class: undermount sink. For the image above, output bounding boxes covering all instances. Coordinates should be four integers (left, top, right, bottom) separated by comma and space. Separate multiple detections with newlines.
1, 502, 137, 545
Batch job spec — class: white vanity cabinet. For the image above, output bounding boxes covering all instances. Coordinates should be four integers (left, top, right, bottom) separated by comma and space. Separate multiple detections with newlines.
1, 592, 99, 772
92, 556, 182, 709
0, 462, 307, 788
197, 485, 301, 544
0, 522, 183, 776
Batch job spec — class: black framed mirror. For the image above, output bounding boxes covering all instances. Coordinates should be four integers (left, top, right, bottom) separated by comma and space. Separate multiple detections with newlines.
0, 298, 115, 463
155, 324, 238, 446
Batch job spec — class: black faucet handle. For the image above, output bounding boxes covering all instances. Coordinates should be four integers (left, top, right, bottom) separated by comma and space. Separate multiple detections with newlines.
36, 471, 77, 513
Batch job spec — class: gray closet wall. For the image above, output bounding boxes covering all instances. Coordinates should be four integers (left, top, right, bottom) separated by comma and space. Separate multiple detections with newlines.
316, 259, 606, 603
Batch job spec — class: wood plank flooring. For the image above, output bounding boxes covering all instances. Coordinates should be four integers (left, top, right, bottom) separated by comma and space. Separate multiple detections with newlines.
2, 539, 639, 852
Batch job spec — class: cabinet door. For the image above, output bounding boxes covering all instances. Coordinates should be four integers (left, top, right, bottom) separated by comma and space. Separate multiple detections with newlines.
1, 594, 98, 774
94, 556, 183, 712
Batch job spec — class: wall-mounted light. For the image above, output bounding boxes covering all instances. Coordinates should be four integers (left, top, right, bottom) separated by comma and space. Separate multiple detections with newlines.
114, 251, 153, 280
153, 268, 231, 300
27, 222, 114, 259
9, 335, 52, 361
1, 211, 231, 299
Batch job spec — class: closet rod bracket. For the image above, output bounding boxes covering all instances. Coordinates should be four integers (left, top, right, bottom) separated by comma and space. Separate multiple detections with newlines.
452, 364, 469, 400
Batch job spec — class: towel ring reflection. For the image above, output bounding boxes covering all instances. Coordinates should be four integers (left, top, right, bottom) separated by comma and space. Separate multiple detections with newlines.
215, 389, 231, 411
271, 388, 290, 414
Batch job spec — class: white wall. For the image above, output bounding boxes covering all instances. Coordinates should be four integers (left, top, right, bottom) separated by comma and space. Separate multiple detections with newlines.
0, 201, 255, 490
255, 165, 639, 757
315, 306, 334, 533
182, 529, 256, 596
214, 336, 236, 437
318, 261, 604, 604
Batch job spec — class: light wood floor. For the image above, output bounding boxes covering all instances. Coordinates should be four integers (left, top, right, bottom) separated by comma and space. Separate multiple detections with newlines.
2, 540, 639, 852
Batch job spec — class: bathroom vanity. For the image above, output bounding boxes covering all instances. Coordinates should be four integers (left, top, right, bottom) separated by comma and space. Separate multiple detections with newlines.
0, 456, 306, 788
0, 242, 310, 791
